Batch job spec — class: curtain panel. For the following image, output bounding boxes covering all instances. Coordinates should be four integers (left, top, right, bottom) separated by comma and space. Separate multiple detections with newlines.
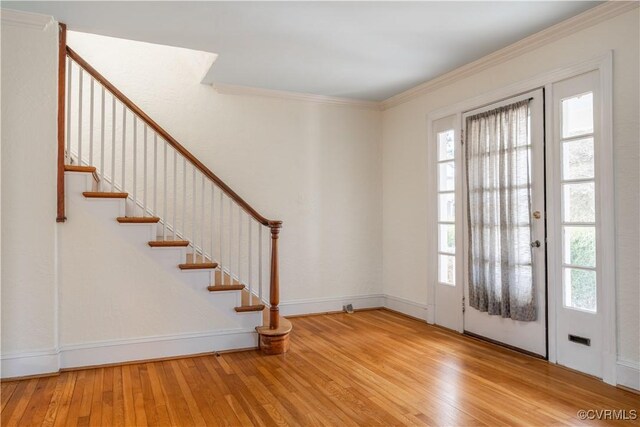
465, 99, 536, 321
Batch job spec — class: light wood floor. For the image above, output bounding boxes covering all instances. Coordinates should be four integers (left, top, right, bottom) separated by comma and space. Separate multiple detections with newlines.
2, 310, 638, 426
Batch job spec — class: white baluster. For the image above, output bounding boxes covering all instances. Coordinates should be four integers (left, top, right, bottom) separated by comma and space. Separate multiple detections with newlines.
100, 86, 105, 189
259, 225, 263, 301
248, 217, 252, 299
132, 117, 137, 216
77, 68, 83, 165
219, 192, 224, 284
89, 79, 94, 167
143, 125, 147, 217
201, 174, 205, 262
111, 97, 116, 192
238, 205, 242, 284
228, 198, 233, 284
214, 181, 215, 268
66, 58, 72, 163
121, 106, 126, 193
192, 167, 196, 262
153, 133, 158, 215
182, 158, 187, 243
173, 149, 177, 240
162, 138, 167, 240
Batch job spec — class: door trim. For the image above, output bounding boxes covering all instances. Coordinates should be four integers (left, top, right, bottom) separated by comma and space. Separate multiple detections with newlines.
425, 51, 615, 384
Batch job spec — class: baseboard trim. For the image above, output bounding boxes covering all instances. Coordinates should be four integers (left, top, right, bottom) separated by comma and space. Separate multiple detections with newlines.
1, 328, 257, 379
0, 349, 60, 379
279, 294, 385, 316
616, 359, 640, 391
60, 328, 258, 370
384, 294, 433, 323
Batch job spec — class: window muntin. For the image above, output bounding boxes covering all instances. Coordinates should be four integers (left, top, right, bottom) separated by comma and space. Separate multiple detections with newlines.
560, 92, 597, 312
437, 129, 456, 286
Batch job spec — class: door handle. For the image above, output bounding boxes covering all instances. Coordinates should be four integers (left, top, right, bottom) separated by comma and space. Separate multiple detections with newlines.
530, 240, 541, 248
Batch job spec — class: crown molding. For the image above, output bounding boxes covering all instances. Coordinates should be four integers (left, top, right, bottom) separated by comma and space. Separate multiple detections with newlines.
0, 8, 54, 31
381, 1, 639, 110
213, 83, 382, 111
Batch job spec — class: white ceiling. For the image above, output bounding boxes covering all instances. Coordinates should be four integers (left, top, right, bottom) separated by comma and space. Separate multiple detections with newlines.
5, 1, 602, 101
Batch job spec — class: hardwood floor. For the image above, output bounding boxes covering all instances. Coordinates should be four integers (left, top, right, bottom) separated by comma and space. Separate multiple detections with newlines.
2, 310, 638, 426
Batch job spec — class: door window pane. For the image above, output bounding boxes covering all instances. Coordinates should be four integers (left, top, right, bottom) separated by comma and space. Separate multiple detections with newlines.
563, 226, 596, 267
438, 193, 455, 222
563, 138, 594, 180
562, 93, 593, 138
438, 254, 455, 285
438, 130, 455, 161
438, 161, 455, 192
564, 268, 596, 312
563, 182, 595, 223
438, 224, 455, 253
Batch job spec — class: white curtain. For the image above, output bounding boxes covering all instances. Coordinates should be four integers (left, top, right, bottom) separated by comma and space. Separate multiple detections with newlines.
465, 99, 536, 321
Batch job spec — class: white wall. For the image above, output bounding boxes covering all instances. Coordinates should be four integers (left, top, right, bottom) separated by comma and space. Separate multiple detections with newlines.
1, 14, 59, 372
67, 32, 383, 307
382, 9, 639, 367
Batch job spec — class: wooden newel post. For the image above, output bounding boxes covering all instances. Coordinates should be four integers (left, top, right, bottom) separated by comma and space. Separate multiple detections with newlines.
268, 221, 282, 330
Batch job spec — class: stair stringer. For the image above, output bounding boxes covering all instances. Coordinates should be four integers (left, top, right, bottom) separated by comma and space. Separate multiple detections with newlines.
58, 171, 262, 368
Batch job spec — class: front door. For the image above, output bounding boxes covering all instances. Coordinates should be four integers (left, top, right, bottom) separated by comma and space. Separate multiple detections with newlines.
462, 89, 547, 357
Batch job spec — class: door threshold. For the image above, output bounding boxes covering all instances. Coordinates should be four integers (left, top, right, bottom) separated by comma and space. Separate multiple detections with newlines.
463, 330, 547, 360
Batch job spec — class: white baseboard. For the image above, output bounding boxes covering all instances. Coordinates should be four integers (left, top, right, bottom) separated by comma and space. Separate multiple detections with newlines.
280, 293, 385, 316
1, 349, 60, 379
384, 294, 433, 323
1, 328, 257, 379
617, 359, 640, 391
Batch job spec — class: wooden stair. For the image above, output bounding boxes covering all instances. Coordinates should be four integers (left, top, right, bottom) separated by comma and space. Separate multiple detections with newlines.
235, 304, 266, 313
148, 240, 190, 247
208, 284, 245, 292
83, 192, 128, 198
178, 262, 218, 270
117, 217, 160, 223
65, 165, 96, 173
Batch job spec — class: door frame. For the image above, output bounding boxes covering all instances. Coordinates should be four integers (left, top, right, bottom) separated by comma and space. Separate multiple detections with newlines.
425, 52, 615, 384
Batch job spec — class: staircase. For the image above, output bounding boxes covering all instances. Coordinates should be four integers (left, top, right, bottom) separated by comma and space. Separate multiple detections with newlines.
56, 25, 291, 355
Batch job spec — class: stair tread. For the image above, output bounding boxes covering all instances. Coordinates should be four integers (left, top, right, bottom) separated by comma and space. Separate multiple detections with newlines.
235, 304, 265, 313
208, 284, 245, 292
83, 192, 128, 198
65, 165, 96, 173
117, 217, 160, 223
149, 240, 190, 247
178, 262, 218, 270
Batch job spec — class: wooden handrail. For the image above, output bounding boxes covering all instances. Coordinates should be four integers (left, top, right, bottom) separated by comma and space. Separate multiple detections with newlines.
56, 23, 67, 222
65, 46, 279, 228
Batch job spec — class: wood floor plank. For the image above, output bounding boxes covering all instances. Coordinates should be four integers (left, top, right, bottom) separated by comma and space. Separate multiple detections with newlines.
88, 368, 104, 427
2, 379, 38, 426
144, 362, 172, 426
0, 382, 18, 412
136, 364, 159, 426
2, 310, 637, 426
20, 376, 57, 426
99, 367, 114, 427
40, 374, 68, 427
52, 371, 77, 427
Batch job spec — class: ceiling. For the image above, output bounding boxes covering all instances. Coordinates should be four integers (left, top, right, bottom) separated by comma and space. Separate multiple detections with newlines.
4, 1, 602, 101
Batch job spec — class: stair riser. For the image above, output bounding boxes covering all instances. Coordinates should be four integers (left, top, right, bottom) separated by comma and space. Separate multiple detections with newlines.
69, 173, 124, 217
